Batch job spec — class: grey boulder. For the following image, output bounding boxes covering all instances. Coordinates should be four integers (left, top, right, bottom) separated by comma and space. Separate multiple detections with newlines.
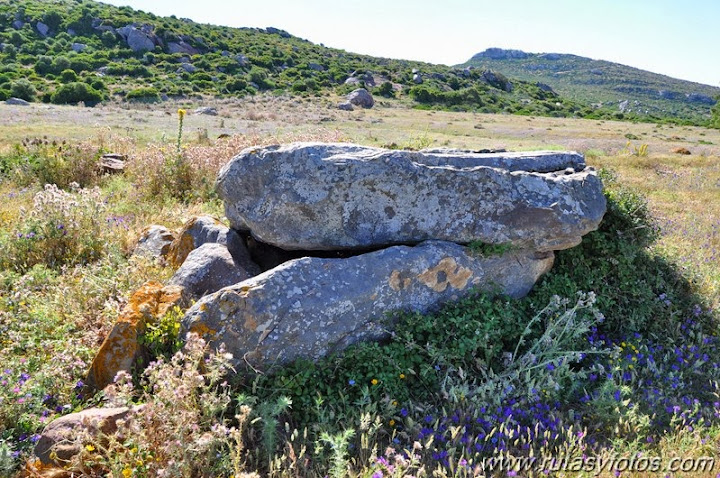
133, 225, 175, 260
217, 143, 606, 252
182, 241, 554, 371
116, 25, 156, 52
169, 243, 260, 300
36, 21, 49, 37
34, 406, 139, 466
5, 97, 30, 106
167, 215, 256, 269
347, 88, 374, 108
337, 101, 354, 111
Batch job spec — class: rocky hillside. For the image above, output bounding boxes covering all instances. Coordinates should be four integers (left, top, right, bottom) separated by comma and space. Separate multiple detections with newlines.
0, 0, 695, 124
463, 48, 720, 125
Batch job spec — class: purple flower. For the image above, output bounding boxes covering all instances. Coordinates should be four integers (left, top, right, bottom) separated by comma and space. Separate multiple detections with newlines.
348, 379, 355, 386
614, 390, 622, 401
372, 471, 383, 478
75, 380, 84, 389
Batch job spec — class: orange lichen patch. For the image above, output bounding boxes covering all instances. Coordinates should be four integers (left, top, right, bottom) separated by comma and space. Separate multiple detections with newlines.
418, 257, 474, 292
167, 224, 197, 268
388, 270, 411, 291
85, 281, 185, 390
188, 321, 217, 339
243, 314, 258, 331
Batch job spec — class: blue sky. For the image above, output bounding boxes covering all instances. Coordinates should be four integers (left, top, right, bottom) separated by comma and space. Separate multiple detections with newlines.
102, 0, 719, 87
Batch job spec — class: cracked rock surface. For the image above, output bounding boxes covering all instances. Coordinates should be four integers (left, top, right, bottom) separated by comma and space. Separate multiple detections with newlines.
181, 241, 554, 372
217, 142, 606, 252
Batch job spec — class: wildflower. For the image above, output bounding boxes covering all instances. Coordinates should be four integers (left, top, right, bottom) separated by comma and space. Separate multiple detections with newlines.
122, 468, 132, 478
348, 379, 355, 386
371, 378, 379, 386
85, 444, 95, 452
389, 419, 396, 426
371, 471, 383, 478
177, 109, 186, 119
399, 373, 406, 379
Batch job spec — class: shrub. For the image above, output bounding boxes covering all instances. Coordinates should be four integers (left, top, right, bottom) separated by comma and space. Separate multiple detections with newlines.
0, 184, 109, 272
377, 81, 394, 98
59, 69, 79, 83
225, 77, 247, 93
125, 87, 161, 102
9, 78, 36, 101
65, 335, 237, 478
51, 82, 103, 105
1, 138, 101, 188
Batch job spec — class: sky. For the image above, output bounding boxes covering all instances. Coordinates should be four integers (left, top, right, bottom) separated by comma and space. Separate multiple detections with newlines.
102, 0, 720, 87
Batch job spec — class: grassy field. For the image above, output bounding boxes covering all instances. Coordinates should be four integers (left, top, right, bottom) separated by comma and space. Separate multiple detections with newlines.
1, 98, 719, 477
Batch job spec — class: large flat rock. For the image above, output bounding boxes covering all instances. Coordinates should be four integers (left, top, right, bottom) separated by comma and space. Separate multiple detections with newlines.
217, 143, 606, 252
181, 241, 554, 372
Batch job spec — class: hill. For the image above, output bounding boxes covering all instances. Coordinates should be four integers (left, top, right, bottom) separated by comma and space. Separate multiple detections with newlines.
463, 48, 720, 125
0, 0, 699, 124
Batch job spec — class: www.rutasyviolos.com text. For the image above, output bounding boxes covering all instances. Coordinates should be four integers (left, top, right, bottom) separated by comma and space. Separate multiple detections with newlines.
478, 455, 715, 474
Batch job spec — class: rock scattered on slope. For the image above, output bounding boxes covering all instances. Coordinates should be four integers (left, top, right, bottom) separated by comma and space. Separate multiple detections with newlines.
347, 88, 374, 108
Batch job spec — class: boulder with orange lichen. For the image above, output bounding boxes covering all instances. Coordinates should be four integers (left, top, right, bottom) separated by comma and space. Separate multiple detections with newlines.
167, 215, 254, 268
181, 240, 554, 373
85, 281, 185, 390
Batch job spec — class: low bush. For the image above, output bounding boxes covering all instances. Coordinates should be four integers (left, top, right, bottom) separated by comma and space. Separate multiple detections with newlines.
51, 82, 103, 105
0, 184, 109, 272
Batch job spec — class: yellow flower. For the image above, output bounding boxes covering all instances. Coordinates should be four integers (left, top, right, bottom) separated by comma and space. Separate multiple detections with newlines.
389, 419, 396, 426
392, 400, 398, 406
177, 108, 186, 119
371, 378, 379, 386
85, 444, 95, 452
399, 373, 406, 380
130, 447, 137, 454
122, 468, 132, 478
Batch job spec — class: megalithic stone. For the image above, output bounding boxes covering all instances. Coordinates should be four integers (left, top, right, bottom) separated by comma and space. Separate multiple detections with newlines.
216, 142, 606, 252
181, 241, 554, 372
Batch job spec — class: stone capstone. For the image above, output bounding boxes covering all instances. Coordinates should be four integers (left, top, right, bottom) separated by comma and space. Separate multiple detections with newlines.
217, 143, 606, 252
181, 241, 554, 371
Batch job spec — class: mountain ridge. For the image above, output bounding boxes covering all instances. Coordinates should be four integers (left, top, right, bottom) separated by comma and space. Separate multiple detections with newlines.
462, 48, 719, 124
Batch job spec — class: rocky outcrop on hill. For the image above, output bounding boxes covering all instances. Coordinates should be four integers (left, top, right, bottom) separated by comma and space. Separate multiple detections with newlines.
217, 143, 605, 252
116, 24, 159, 52
472, 48, 529, 60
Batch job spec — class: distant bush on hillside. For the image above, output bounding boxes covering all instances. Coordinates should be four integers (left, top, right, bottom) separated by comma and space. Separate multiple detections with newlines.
51, 82, 103, 105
